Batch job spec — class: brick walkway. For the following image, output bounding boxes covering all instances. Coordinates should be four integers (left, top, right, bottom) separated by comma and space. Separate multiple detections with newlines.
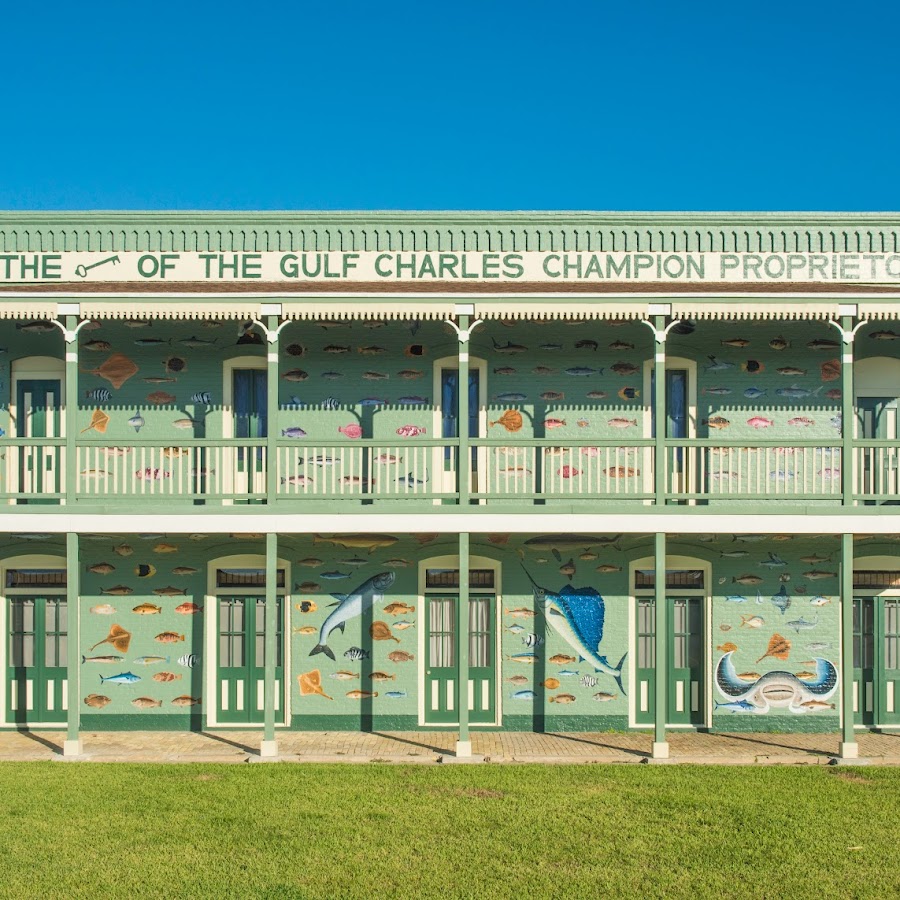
1, 729, 899, 764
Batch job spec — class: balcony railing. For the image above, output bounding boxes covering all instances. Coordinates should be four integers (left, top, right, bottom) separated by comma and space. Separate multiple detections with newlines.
0, 436, 898, 508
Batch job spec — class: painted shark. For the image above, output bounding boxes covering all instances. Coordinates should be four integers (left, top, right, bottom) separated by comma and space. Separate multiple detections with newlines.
310, 572, 396, 660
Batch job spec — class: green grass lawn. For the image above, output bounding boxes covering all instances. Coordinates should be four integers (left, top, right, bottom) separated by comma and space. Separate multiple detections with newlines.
0, 764, 897, 899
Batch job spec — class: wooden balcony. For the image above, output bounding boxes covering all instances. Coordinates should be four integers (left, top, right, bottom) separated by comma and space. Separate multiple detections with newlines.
2, 436, 899, 509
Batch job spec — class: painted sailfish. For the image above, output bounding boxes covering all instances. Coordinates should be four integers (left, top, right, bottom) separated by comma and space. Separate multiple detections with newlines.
522, 568, 626, 694
309, 571, 396, 661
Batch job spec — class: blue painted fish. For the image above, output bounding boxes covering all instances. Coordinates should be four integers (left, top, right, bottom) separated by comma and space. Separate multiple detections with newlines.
310, 572, 396, 661
281, 426, 307, 438
319, 571, 351, 580
714, 699, 757, 713
564, 366, 604, 376
511, 690, 538, 700
99, 672, 141, 685
759, 553, 788, 568
776, 385, 822, 399
771, 585, 791, 615
128, 412, 145, 432
493, 392, 527, 402
786, 614, 819, 633
743, 387, 767, 399
397, 396, 428, 404
522, 568, 626, 693
725, 595, 748, 603
703, 356, 735, 372
384, 691, 408, 699
507, 652, 540, 664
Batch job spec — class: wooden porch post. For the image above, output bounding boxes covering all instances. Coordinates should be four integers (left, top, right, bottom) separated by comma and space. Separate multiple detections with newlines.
456, 531, 471, 757
840, 532, 859, 759
63, 531, 82, 756
652, 531, 669, 759
260, 532, 279, 758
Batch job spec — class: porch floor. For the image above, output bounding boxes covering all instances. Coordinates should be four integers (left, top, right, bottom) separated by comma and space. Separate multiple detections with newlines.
2, 729, 899, 764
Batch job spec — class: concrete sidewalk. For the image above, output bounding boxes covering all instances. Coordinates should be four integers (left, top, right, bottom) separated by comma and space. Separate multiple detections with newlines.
1, 729, 899, 764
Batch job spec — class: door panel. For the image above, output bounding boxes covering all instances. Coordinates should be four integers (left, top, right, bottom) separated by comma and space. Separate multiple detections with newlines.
231, 369, 267, 497
15, 379, 62, 502
857, 397, 899, 504
855, 597, 900, 726
6, 596, 67, 724
424, 592, 496, 725
439, 368, 480, 495
216, 595, 282, 724
634, 595, 704, 726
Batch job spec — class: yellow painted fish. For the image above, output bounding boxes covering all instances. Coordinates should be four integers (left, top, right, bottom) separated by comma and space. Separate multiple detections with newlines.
293, 626, 316, 635
505, 607, 537, 618
346, 690, 378, 699
132, 603, 162, 615
549, 654, 577, 664
153, 543, 179, 554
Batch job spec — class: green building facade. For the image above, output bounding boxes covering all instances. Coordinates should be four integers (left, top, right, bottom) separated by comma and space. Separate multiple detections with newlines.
1, 210, 898, 758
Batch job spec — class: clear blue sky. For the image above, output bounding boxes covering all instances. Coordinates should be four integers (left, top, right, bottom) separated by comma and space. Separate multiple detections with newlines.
1, 0, 896, 211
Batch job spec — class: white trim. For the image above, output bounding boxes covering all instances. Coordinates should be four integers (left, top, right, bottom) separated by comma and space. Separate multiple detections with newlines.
205, 553, 290, 729
628, 554, 712, 730
8, 512, 900, 534
417, 553, 502, 728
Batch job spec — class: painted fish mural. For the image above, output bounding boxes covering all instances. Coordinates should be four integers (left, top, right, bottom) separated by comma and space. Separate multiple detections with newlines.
716, 651, 838, 713
310, 571, 396, 660
522, 568, 626, 693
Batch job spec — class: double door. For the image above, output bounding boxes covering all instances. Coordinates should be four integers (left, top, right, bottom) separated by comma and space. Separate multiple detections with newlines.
14, 379, 62, 501
857, 397, 899, 503
424, 593, 496, 724
853, 597, 900, 726
217, 595, 283, 723
635, 596, 704, 726
6, 596, 67, 724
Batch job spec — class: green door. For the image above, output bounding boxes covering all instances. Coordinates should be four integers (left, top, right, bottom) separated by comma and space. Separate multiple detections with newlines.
424, 593, 496, 725
857, 396, 899, 504
634, 596, 704, 726
233, 369, 267, 499
854, 597, 900, 726
6, 596, 67, 724
216, 595, 283, 724
15, 379, 62, 502
635, 597, 656, 726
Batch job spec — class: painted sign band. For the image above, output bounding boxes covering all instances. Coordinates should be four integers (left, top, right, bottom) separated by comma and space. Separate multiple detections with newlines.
2, 251, 900, 284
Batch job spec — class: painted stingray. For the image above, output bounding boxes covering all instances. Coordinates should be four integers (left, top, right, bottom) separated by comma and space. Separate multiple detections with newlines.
523, 568, 626, 693
310, 571, 396, 661
716, 651, 837, 713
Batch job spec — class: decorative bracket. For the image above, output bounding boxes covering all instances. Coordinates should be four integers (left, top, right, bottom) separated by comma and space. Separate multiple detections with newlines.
639, 318, 682, 345
446, 318, 485, 344
50, 318, 93, 345
251, 319, 292, 344
827, 318, 868, 345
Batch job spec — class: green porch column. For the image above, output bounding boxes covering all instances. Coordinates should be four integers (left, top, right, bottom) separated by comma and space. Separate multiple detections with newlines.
456, 531, 472, 757
266, 313, 280, 503
457, 314, 470, 506
260, 532, 279, 758
64, 532, 82, 756
64, 312, 79, 502
839, 313, 856, 507
840, 532, 859, 759
652, 531, 669, 759
653, 315, 667, 505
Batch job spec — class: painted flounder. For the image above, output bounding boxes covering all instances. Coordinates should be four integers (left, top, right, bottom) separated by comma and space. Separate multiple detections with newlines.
522, 568, 626, 693
715, 651, 838, 713
309, 572, 396, 661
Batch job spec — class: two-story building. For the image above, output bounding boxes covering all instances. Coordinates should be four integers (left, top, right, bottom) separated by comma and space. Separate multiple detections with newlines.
0, 211, 898, 759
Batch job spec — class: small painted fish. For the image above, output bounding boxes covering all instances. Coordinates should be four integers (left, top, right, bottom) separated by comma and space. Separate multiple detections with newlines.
100, 672, 141, 685
505, 607, 537, 618
329, 671, 359, 680
282, 369, 309, 382
190, 392, 213, 404
171, 696, 202, 706
384, 691, 408, 699
388, 650, 415, 662
786, 614, 819, 633
771, 585, 792, 615
154, 632, 185, 643
396, 425, 426, 437
281, 426, 307, 439
549, 654, 577, 664
580, 675, 599, 688
740, 615, 765, 628
743, 387, 767, 399
511, 690, 537, 700
84, 694, 112, 708
82, 654, 124, 664
393, 620, 415, 630
154, 543, 178, 554
804, 570, 837, 580
733, 574, 762, 585
100, 584, 134, 596
703, 356, 734, 372
507, 652, 540, 664
85, 388, 112, 402
89, 604, 117, 615
346, 690, 377, 699
177, 654, 200, 668
564, 366, 603, 377
550, 694, 577, 704
343, 647, 370, 661
715, 699, 756, 713
522, 633, 545, 648
132, 603, 162, 615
